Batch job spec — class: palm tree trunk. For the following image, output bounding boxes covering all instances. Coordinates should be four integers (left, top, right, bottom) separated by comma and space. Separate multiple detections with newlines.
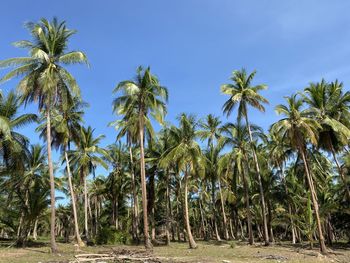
279, 164, 296, 244
184, 167, 197, 249
330, 144, 350, 201
139, 113, 152, 249
33, 217, 38, 241
83, 174, 89, 240
165, 169, 171, 245
244, 113, 269, 246
129, 146, 139, 242
211, 178, 221, 241
46, 108, 58, 253
242, 154, 254, 245
299, 147, 327, 254
218, 179, 229, 240
65, 150, 85, 247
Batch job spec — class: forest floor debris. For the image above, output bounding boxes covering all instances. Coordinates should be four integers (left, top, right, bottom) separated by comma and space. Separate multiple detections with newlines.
0, 240, 349, 263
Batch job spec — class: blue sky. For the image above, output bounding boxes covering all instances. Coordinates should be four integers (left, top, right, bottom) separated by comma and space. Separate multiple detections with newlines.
1, 1, 350, 177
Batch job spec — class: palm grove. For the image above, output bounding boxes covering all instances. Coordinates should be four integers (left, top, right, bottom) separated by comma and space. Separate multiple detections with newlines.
0, 18, 349, 255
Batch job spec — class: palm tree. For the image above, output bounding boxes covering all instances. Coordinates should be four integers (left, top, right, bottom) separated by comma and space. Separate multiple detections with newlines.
221, 122, 263, 245
37, 97, 86, 247
160, 113, 202, 249
221, 68, 270, 245
271, 94, 327, 254
267, 131, 296, 243
302, 80, 350, 201
69, 126, 108, 240
0, 18, 88, 253
113, 66, 168, 249
198, 114, 224, 240
0, 91, 37, 166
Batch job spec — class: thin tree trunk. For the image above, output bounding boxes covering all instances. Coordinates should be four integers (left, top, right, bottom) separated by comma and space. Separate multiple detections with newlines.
139, 113, 152, 249
165, 169, 171, 245
46, 108, 58, 253
184, 167, 197, 248
65, 150, 85, 247
300, 147, 327, 254
211, 178, 221, 241
245, 114, 269, 246
129, 146, 139, 242
83, 175, 89, 240
241, 156, 254, 245
218, 179, 229, 240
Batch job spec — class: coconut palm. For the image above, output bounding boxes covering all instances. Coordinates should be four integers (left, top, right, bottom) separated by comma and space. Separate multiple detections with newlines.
221, 122, 263, 244
113, 66, 168, 249
69, 126, 108, 240
160, 113, 202, 249
198, 114, 224, 240
221, 68, 270, 245
0, 91, 37, 168
302, 80, 350, 201
37, 97, 86, 247
0, 18, 88, 253
271, 94, 327, 254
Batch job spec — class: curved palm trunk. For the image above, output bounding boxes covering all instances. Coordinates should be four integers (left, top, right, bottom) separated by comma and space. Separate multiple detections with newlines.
242, 154, 254, 245
64, 150, 85, 247
299, 147, 327, 254
129, 146, 139, 242
184, 167, 197, 248
244, 114, 269, 246
218, 179, 229, 240
139, 114, 152, 249
46, 108, 58, 253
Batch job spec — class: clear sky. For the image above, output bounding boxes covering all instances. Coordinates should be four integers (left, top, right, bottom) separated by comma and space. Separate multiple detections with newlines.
1, 1, 350, 175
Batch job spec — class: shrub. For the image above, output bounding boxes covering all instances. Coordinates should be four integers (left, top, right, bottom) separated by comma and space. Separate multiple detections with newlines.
96, 226, 130, 245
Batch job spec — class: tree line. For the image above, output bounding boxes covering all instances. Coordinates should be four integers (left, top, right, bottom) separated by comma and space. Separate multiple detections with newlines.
0, 18, 349, 255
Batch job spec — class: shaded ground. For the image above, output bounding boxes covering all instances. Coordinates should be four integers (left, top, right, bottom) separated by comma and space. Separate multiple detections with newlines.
0, 239, 349, 263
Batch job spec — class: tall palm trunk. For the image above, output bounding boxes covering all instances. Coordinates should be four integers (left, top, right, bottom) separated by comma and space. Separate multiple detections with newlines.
46, 108, 58, 253
242, 153, 254, 245
184, 167, 197, 249
218, 179, 229, 240
244, 113, 269, 245
83, 174, 89, 240
139, 112, 152, 249
64, 149, 84, 247
211, 178, 221, 241
129, 146, 139, 242
299, 147, 327, 254
165, 169, 171, 245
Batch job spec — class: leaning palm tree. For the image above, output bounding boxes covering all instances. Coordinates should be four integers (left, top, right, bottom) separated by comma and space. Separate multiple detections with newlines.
113, 66, 168, 249
69, 126, 108, 241
302, 80, 350, 201
271, 94, 327, 254
160, 113, 202, 249
37, 97, 87, 247
221, 69, 270, 245
0, 18, 88, 253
